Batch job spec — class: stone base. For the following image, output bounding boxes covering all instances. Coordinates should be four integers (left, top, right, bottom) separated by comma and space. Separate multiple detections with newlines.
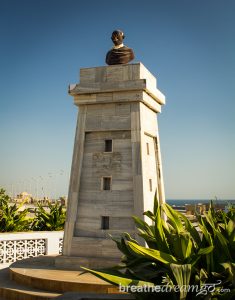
0, 256, 129, 300
55, 255, 120, 270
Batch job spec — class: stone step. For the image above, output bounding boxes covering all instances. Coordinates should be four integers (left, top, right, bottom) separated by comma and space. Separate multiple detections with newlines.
56, 292, 135, 300
9, 256, 119, 294
55, 255, 120, 270
0, 268, 61, 300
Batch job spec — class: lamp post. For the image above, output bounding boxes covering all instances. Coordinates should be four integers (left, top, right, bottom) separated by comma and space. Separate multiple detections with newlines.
39, 176, 45, 200
31, 177, 38, 201
48, 172, 53, 200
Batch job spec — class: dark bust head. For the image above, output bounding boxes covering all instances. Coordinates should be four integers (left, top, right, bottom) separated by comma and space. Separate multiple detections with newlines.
106, 29, 135, 65
111, 30, 125, 46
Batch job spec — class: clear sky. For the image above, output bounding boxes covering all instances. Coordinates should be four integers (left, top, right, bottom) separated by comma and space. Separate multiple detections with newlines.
0, 0, 234, 200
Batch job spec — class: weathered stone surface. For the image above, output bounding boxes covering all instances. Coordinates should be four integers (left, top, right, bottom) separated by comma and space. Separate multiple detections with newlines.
61, 63, 165, 268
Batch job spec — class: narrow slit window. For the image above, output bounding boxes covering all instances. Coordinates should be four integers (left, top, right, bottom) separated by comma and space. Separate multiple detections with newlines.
149, 179, 152, 192
146, 142, 150, 155
105, 139, 113, 152
101, 216, 109, 230
102, 177, 111, 190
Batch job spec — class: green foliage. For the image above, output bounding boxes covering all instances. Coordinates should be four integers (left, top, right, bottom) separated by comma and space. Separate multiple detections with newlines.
0, 188, 31, 232
84, 196, 235, 300
31, 201, 66, 231
0, 188, 66, 232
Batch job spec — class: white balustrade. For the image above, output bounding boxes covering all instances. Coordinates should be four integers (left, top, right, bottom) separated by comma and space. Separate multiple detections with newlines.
0, 231, 64, 268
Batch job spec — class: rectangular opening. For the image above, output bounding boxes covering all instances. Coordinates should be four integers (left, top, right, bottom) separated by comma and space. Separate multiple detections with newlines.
146, 142, 150, 155
101, 216, 109, 230
105, 139, 113, 152
102, 177, 111, 190
149, 179, 152, 192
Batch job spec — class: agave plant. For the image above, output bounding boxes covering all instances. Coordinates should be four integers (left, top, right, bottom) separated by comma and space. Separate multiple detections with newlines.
83, 196, 235, 300
31, 201, 66, 231
0, 188, 31, 232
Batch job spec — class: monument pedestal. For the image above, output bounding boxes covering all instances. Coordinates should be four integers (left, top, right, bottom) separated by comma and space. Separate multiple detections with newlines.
60, 63, 166, 269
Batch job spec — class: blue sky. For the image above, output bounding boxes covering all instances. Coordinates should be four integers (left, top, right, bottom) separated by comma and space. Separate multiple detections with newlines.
0, 0, 234, 200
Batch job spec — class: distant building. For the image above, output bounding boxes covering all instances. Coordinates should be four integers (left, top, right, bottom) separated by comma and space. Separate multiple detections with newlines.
59, 196, 67, 206
15, 192, 32, 204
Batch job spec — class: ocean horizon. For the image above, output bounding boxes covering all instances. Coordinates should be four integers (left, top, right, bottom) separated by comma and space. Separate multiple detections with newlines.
166, 199, 235, 206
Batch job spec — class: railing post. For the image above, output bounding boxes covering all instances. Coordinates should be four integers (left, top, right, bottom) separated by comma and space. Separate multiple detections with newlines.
46, 233, 60, 255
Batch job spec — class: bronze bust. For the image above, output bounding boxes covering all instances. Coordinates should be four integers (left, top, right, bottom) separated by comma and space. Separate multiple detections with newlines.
106, 30, 135, 65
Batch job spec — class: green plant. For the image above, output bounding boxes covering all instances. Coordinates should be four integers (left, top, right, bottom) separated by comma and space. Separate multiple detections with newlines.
31, 201, 66, 231
0, 188, 31, 232
83, 196, 235, 300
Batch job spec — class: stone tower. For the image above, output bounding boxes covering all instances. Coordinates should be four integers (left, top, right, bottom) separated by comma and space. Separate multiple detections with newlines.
59, 63, 165, 269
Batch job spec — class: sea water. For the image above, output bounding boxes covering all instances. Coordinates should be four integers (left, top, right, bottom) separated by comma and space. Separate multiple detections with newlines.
167, 199, 235, 206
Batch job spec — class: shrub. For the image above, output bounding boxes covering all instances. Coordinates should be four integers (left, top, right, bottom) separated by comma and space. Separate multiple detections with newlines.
31, 201, 66, 231
84, 196, 235, 300
0, 188, 31, 232
0, 188, 66, 232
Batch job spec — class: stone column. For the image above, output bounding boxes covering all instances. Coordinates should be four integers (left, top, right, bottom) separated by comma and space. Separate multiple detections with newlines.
58, 63, 166, 269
